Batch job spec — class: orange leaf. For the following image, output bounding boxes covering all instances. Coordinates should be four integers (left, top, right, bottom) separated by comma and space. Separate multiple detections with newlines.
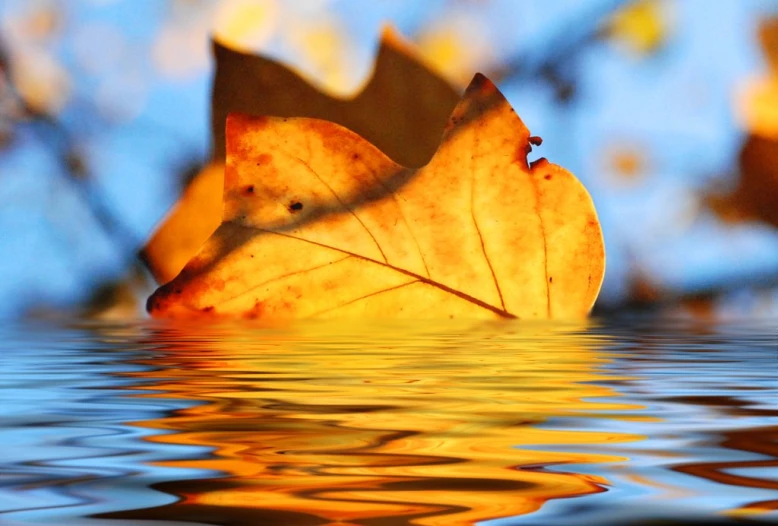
141, 27, 460, 284
210, 26, 459, 165
706, 135, 778, 228
147, 75, 605, 321
735, 18, 778, 140
141, 163, 224, 284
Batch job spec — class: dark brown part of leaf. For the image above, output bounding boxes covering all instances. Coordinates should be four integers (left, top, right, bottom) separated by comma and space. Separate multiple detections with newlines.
210, 36, 460, 167
727, 135, 778, 228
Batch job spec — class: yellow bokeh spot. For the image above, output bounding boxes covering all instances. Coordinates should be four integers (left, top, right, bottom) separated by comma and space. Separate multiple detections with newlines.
735, 76, 778, 140
606, 0, 668, 56
285, 19, 354, 94
10, 48, 71, 115
213, 0, 278, 51
418, 32, 465, 82
416, 15, 493, 86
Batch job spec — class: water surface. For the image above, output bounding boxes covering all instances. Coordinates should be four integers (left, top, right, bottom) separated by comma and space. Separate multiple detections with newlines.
0, 318, 776, 525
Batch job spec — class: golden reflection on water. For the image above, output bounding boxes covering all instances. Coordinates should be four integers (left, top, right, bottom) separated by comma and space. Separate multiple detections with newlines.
121, 321, 646, 525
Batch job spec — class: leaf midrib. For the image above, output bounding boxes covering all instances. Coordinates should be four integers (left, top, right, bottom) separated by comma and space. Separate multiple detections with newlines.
225, 223, 515, 319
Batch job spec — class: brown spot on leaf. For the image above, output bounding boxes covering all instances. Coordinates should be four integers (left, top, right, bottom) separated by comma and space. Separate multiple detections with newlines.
529, 136, 543, 147
244, 185, 255, 195
257, 153, 273, 165
243, 300, 264, 320
288, 201, 303, 212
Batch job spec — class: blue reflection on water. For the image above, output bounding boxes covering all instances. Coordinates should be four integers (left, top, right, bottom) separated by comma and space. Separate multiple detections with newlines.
0, 323, 218, 524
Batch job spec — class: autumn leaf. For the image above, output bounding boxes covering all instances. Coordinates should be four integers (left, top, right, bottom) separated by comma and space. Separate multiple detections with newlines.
141, 163, 224, 285
706, 136, 778, 228
147, 74, 605, 321
141, 27, 460, 284
210, 26, 459, 165
709, 17, 778, 228
735, 78, 778, 141
735, 18, 778, 141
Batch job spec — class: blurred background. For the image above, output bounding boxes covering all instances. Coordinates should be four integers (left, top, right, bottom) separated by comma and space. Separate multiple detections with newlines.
1, 0, 778, 320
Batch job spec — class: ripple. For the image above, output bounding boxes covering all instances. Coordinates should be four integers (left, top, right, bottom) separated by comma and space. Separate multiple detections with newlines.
0, 319, 775, 525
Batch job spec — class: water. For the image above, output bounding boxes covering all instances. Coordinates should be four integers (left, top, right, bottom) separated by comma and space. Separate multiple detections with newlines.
0, 318, 776, 525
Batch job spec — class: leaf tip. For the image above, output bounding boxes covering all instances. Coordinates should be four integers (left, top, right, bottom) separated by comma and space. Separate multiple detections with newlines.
145, 286, 169, 316
379, 24, 407, 48
442, 73, 527, 144
465, 73, 498, 96
454, 73, 511, 115
377, 24, 427, 63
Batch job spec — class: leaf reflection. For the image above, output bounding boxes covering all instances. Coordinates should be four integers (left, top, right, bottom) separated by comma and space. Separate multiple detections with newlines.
107, 321, 642, 525
674, 417, 778, 518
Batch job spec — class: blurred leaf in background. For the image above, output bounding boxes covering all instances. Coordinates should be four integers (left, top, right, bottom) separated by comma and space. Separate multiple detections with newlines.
713, 16, 778, 230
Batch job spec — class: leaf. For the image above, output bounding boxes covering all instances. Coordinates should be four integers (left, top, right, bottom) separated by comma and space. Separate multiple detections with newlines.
712, 17, 778, 228
141, 27, 460, 284
141, 163, 224, 284
211, 26, 460, 165
735, 18, 778, 141
706, 135, 778, 228
735, 77, 778, 141
147, 74, 605, 320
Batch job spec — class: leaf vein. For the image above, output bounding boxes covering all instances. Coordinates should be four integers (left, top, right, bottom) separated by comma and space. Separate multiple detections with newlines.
528, 175, 551, 317
291, 154, 388, 264
216, 255, 352, 306
470, 147, 506, 311
351, 157, 431, 279
306, 280, 420, 318
238, 226, 515, 318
